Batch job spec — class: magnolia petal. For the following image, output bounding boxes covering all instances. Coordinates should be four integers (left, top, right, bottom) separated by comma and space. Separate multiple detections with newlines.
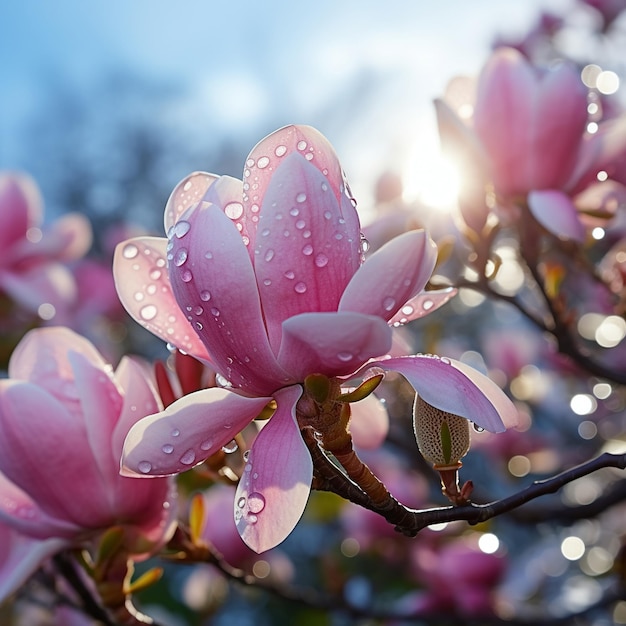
0, 381, 110, 527
358, 355, 516, 433
349, 393, 389, 450
528, 190, 585, 242
167, 204, 291, 394
164, 171, 220, 233
255, 153, 361, 349
388, 288, 457, 326
0, 173, 42, 252
0, 526, 68, 604
121, 387, 272, 477
278, 312, 392, 380
339, 230, 438, 321
113, 236, 211, 361
235, 385, 312, 553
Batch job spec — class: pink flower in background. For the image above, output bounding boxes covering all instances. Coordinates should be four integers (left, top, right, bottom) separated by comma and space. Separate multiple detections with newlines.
114, 125, 517, 553
0, 327, 176, 601
0, 172, 92, 319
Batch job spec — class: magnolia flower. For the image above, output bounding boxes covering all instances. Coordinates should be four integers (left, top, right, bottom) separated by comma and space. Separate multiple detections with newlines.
0, 172, 92, 318
0, 327, 176, 601
114, 125, 517, 553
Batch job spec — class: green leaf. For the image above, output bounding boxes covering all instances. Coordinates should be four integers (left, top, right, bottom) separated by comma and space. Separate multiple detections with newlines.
440, 420, 452, 465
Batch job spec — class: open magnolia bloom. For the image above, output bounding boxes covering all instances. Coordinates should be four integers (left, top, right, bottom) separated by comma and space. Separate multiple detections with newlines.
0, 327, 176, 602
114, 125, 517, 553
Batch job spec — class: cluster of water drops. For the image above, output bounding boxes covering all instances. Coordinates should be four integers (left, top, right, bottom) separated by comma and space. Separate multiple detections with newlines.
235, 450, 266, 527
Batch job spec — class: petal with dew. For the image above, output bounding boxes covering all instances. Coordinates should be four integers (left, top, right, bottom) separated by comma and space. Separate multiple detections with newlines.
113, 236, 211, 361
121, 388, 272, 477
528, 190, 585, 242
235, 385, 312, 553
278, 312, 392, 380
339, 230, 438, 321
164, 171, 220, 233
388, 288, 457, 326
355, 355, 517, 433
168, 204, 291, 395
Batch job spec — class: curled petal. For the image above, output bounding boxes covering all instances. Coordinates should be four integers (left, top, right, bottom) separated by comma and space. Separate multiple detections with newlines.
387, 288, 457, 326
255, 153, 361, 348
235, 385, 312, 553
164, 172, 219, 233
121, 388, 272, 477
528, 190, 585, 242
339, 230, 438, 321
349, 393, 389, 450
113, 236, 211, 361
277, 312, 392, 380
167, 205, 291, 394
358, 355, 517, 433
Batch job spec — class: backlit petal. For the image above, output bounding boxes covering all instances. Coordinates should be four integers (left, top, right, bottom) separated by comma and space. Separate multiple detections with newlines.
387, 288, 457, 326
164, 171, 219, 233
528, 190, 585, 242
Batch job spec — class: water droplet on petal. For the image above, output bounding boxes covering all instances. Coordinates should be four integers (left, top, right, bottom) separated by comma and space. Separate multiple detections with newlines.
193, 305, 204, 315
295, 219, 306, 230
402, 304, 414, 316
204, 251, 213, 260
245, 513, 258, 524
297, 140, 307, 151
302, 244, 313, 256
138, 461, 152, 474
321, 182, 328, 192
173, 221, 191, 238
382, 297, 396, 312
222, 439, 238, 453
171, 429, 180, 437
294, 282, 307, 294
237, 496, 246, 508
324, 210, 332, 220
174, 248, 188, 266
296, 192, 307, 203
473, 423, 485, 433
200, 439, 213, 451
315, 253, 328, 268
162, 444, 174, 454
200, 290, 211, 301
423, 299, 434, 311
225, 202, 244, 220
284, 270, 295, 280
247, 492, 266, 513
123, 243, 139, 259
140, 304, 158, 321
180, 449, 196, 465
337, 351, 353, 362
257, 156, 270, 169
264, 249, 275, 262
181, 269, 193, 282
275, 145, 287, 157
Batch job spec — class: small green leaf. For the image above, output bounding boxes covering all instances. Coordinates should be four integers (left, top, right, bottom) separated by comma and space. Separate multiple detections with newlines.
304, 374, 331, 403
440, 420, 452, 465
337, 374, 384, 403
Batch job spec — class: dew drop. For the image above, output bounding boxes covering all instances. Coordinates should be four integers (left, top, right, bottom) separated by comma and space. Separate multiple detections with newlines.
195, 321, 203, 331
173, 221, 191, 238
171, 428, 180, 437
382, 297, 396, 312
245, 513, 258, 524
140, 304, 158, 321
302, 244, 313, 256
264, 249, 275, 262
257, 156, 270, 169
161, 443, 174, 454
315, 253, 329, 268
123, 243, 139, 259
134, 292, 145, 302
237, 496, 246, 508
294, 282, 307, 294
180, 449, 196, 465
200, 439, 213, 451
200, 290, 211, 301
297, 140, 307, 151
289, 207, 300, 217
243, 450, 251, 462
423, 299, 434, 311
225, 202, 244, 220
210, 307, 220, 317
204, 251, 213, 260
247, 492, 266, 513
193, 305, 204, 315
284, 270, 295, 280
401, 304, 414, 316
275, 145, 287, 157
440, 356, 452, 365
174, 248, 188, 266
324, 210, 332, 220
337, 351, 353, 362
263, 278, 272, 286
321, 182, 328, 192
138, 461, 152, 474
222, 439, 238, 453
146, 284, 157, 296
261, 228, 271, 237
181, 269, 193, 282
296, 192, 307, 203
295, 219, 306, 230
183, 180, 193, 191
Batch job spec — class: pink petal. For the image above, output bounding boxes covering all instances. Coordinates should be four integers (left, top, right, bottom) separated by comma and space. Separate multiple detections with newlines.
0, 172, 42, 253
357, 355, 517, 433
113, 236, 211, 361
0, 381, 111, 528
0, 525, 68, 604
349, 393, 389, 450
339, 230, 437, 321
528, 189, 586, 242
254, 153, 361, 349
167, 204, 290, 395
277, 312, 392, 380
121, 387, 272, 476
26, 212, 93, 262
235, 385, 312, 553
388, 288, 457, 326
164, 171, 220, 233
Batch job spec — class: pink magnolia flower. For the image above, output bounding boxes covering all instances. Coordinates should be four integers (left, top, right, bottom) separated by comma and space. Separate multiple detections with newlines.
0, 327, 176, 601
114, 125, 517, 553
0, 172, 92, 318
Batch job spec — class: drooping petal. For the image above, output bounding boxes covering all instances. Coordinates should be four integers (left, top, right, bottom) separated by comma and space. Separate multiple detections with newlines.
387, 288, 457, 326
0, 525, 68, 604
167, 204, 291, 394
349, 393, 389, 450
528, 190, 586, 242
339, 230, 438, 321
113, 236, 211, 361
121, 388, 272, 477
356, 355, 517, 433
164, 171, 220, 233
277, 312, 392, 380
235, 385, 312, 553
254, 153, 361, 348
0, 381, 110, 528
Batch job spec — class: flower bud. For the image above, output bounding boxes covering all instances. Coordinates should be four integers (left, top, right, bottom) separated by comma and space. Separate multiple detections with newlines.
413, 395, 471, 469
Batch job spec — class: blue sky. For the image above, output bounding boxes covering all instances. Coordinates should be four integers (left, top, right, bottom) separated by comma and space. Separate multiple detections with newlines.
0, 0, 568, 212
